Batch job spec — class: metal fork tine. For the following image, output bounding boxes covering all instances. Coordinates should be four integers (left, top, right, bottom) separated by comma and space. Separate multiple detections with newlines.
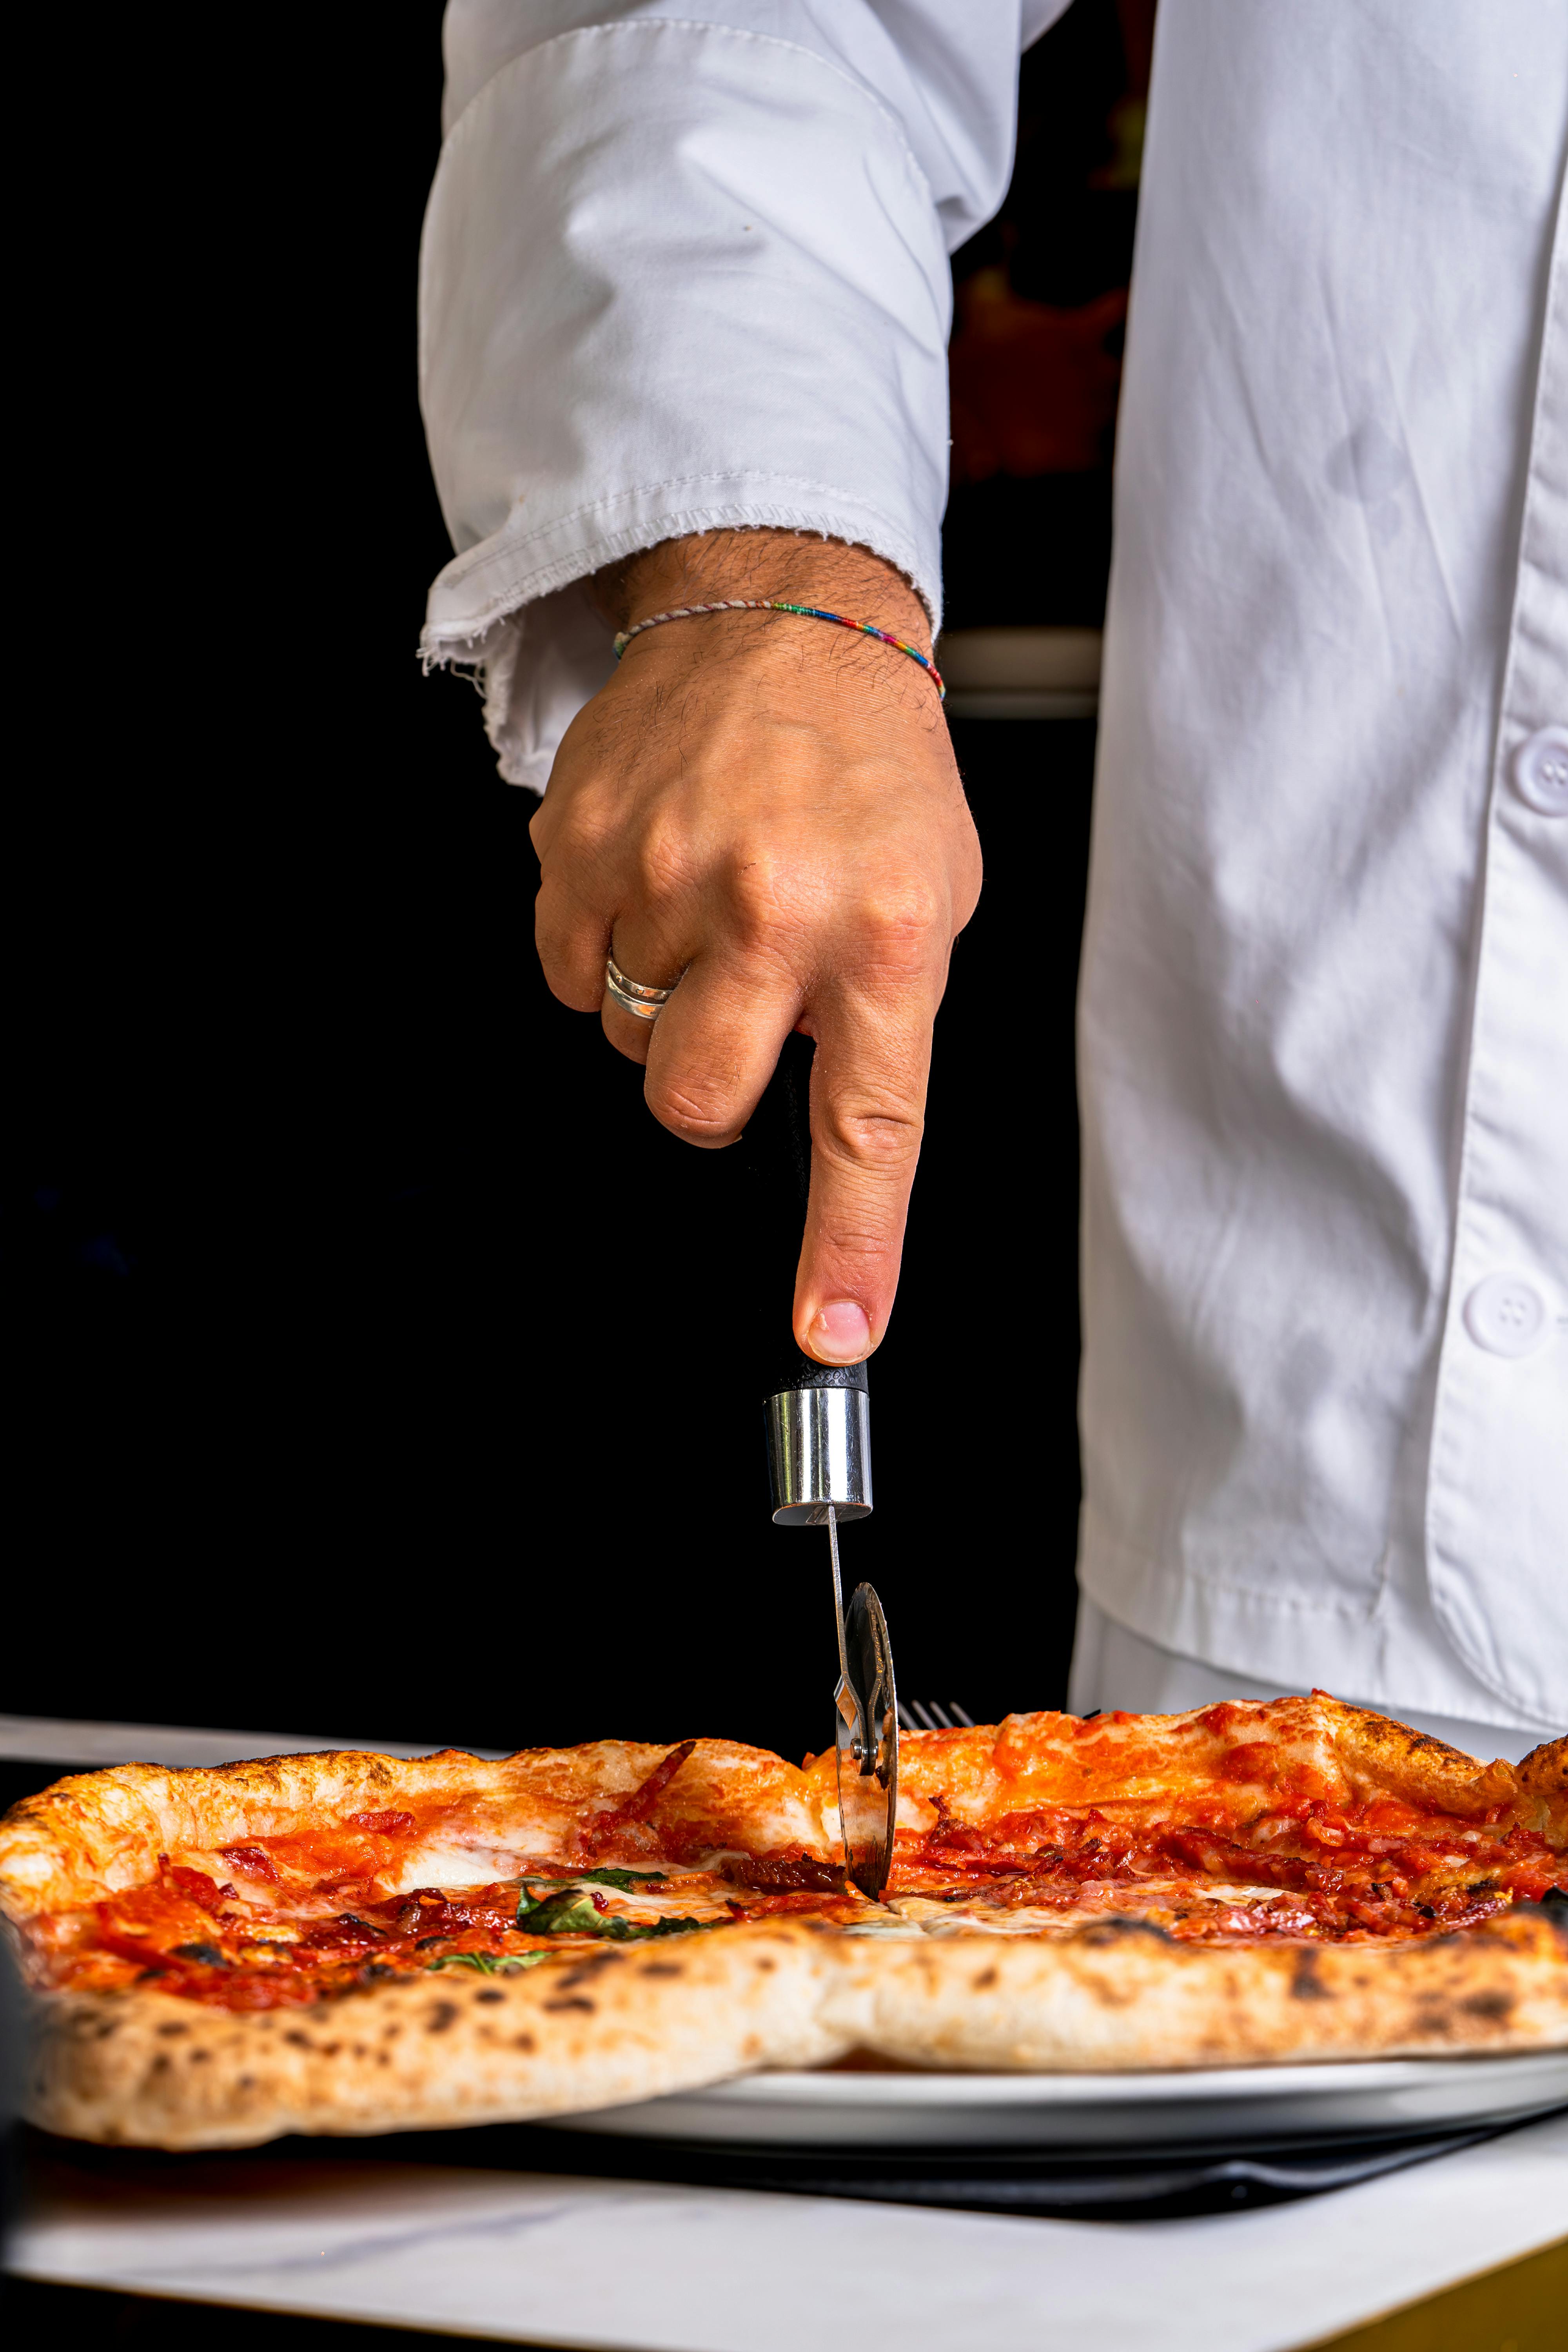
900, 1700, 976, 1732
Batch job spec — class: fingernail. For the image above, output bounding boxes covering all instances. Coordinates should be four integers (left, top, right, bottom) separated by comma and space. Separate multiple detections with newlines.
809, 1301, 872, 1363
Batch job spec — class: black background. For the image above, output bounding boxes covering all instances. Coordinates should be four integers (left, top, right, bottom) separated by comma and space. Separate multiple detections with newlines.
9, 11, 1096, 1766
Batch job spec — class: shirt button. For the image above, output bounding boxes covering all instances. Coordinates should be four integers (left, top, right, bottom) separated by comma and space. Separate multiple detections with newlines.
1463, 1272, 1550, 1359
1512, 725, 1568, 815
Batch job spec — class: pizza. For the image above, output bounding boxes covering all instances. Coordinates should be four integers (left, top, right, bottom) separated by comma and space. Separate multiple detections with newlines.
2, 1693, 1564, 2149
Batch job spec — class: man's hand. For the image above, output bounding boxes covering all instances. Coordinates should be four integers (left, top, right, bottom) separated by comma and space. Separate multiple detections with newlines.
530, 531, 981, 1364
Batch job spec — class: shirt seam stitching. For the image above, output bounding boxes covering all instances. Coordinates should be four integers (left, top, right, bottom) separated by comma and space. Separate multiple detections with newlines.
436, 18, 940, 223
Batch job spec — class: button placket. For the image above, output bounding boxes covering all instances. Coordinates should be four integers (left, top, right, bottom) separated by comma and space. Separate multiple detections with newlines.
1424, 180, 1568, 1724
1512, 724, 1568, 816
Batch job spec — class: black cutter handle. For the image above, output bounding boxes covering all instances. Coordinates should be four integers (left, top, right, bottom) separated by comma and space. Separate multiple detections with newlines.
748, 1029, 869, 1404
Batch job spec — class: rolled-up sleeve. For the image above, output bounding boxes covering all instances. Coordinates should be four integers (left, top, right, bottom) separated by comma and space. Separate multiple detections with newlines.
419, 3, 1045, 785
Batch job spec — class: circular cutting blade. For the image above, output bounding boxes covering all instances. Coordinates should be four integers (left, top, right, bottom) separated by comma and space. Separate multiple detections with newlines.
835, 1581, 899, 1900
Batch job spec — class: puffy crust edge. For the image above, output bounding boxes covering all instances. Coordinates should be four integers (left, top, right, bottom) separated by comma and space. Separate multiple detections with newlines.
21, 1910, 1568, 2150
0, 1749, 519, 1918
1517, 1737, 1568, 1842
21, 1921, 847, 2151
826, 1905, 1568, 2074
1321, 1697, 1564, 1838
0, 1739, 814, 1919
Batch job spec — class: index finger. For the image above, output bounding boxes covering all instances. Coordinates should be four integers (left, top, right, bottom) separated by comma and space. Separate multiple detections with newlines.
792, 973, 940, 1364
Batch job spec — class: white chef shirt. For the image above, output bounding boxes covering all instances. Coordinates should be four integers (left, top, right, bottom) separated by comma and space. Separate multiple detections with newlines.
421, 2, 1568, 1736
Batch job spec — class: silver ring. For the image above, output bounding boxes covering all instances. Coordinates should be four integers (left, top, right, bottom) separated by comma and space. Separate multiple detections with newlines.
604, 954, 677, 1023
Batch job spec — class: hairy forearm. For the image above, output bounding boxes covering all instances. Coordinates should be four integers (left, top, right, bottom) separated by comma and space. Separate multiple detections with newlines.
592, 530, 932, 649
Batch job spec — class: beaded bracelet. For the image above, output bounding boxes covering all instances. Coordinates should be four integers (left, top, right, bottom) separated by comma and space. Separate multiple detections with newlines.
612, 597, 945, 701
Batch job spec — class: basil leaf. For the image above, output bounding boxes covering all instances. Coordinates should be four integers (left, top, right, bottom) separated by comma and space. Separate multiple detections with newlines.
521, 1868, 668, 1894
424, 1950, 551, 1975
514, 1884, 709, 1942
517, 1889, 606, 1934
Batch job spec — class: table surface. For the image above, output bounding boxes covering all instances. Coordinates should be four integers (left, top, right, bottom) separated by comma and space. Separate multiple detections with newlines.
6, 1714, 1566, 2352
11, 2111, 1566, 2352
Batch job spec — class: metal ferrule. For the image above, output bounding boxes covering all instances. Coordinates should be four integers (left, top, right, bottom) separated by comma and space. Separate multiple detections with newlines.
766, 1387, 872, 1526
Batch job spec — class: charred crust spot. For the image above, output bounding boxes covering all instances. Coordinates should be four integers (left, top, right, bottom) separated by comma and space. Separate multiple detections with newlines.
425, 2002, 459, 2034
150, 2054, 170, 2074
156, 2022, 190, 2039
1078, 1918, 1172, 1948
1290, 1954, 1332, 2001
1461, 1990, 1514, 2022
971, 1967, 998, 1990
640, 1962, 684, 1978
755, 1958, 775, 1972
557, 1955, 620, 1989
543, 1996, 596, 2014
513, 2032, 537, 2052
95, 2023, 117, 2040
238, 2076, 256, 2090
283, 2031, 312, 2048
474, 1989, 506, 2005
189, 2049, 211, 2063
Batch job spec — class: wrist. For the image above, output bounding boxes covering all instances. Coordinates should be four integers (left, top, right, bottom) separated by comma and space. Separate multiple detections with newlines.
592, 530, 932, 655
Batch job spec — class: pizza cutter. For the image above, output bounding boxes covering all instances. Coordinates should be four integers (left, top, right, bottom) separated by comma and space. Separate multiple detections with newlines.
830, 1554, 900, 1901
750, 1031, 899, 1899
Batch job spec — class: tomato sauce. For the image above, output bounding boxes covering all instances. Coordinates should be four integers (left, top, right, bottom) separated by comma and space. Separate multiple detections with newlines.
27, 1782, 1563, 2011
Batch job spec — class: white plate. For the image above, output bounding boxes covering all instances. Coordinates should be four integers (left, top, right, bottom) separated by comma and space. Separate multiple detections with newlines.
543, 2050, 1568, 2149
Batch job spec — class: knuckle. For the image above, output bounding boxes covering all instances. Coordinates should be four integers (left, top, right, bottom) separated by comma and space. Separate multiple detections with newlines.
633, 824, 693, 907
819, 1096, 925, 1174
645, 1069, 744, 1146
854, 875, 947, 967
722, 854, 813, 964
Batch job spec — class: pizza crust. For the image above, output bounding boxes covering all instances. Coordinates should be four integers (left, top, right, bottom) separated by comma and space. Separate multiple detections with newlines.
0, 1740, 834, 1920
23, 1921, 847, 2151
22, 1907, 1566, 2148
825, 1907, 1568, 2073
